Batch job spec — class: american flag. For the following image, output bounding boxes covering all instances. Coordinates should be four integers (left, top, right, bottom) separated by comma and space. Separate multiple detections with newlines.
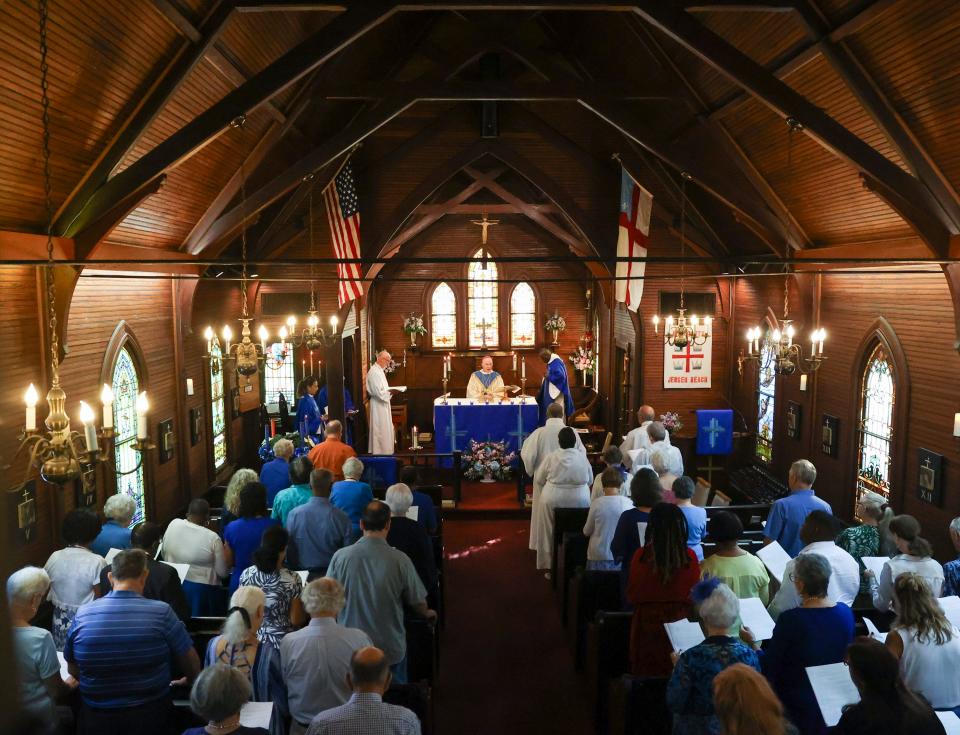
323, 158, 364, 306
615, 166, 652, 312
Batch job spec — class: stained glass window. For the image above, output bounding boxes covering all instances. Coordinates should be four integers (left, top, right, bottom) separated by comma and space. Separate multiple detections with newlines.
112, 347, 145, 524
856, 344, 895, 504
431, 282, 457, 349
510, 282, 536, 348
211, 342, 227, 470
755, 339, 776, 463
468, 249, 498, 349
263, 342, 295, 405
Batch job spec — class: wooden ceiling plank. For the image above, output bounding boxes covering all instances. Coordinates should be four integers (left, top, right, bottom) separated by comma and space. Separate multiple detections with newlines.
74, 175, 167, 260
632, 1, 952, 257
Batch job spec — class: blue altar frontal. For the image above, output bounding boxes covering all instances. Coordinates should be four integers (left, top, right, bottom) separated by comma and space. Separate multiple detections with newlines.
433, 397, 539, 456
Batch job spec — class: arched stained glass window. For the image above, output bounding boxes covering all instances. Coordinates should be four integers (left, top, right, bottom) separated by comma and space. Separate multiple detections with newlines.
755, 339, 776, 463
431, 282, 457, 349
112, 347, 145, 523
510, 282, 536, 348
211, 342, 227, 470
263, 342, 295, 405
856, 344, 895, 503
468, 249, 498, 348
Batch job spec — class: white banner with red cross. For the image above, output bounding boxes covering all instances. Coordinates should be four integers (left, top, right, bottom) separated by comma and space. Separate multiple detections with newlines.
663, 334, 712, 389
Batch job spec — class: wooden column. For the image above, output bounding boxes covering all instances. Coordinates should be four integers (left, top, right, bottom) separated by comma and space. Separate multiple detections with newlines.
324, 337, 346, 425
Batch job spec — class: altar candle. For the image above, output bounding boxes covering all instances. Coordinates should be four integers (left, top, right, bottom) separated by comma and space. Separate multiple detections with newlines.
522, 358, 526, 379
100, 383, 114, 430
136, 392, 149, 439
80, 401, 98, 453
412, 425, 419, 449
302, 359, 306, 376
512, 352, 517, 371
24, 384, 38, 431
800, 374, 808, 392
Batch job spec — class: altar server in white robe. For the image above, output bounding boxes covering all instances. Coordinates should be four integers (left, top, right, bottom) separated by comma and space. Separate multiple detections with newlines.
466, 356, 505, 401
619, 405, 670, 470
531, 427, 593, 573
366, 350, 396, 455
523, 403, 585, 552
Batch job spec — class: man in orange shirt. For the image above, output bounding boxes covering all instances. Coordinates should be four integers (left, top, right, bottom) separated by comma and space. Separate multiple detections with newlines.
307, 420, 357, 481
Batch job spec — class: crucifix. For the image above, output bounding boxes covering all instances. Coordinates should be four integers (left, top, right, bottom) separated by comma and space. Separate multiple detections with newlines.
470, 212, 499, 245
479, 319, 491, 348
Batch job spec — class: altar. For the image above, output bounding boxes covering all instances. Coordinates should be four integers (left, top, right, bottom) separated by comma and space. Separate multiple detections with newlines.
433, 396, 539, 456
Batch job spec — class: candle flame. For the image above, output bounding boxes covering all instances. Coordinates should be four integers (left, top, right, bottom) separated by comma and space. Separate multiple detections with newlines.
100, 383, 114, 404
79, 401, 95, 425
136, 391, 149, 413
25, 383, 39, 406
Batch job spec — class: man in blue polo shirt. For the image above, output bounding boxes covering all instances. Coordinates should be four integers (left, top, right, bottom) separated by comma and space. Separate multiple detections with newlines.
65, 549, 201, 735
763, 458, 832, 557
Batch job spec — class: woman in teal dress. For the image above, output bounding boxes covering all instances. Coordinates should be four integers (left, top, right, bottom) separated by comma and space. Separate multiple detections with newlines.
836, 491, 892, 593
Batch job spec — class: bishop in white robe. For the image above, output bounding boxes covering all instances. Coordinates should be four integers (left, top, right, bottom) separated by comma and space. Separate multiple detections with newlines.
366, 350, 395, 455
466, 356, 505, 401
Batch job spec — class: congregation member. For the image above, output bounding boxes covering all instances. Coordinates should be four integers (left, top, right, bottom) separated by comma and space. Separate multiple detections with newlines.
295, 375, 323, 445
239, 526, 306, 645
713, 664, 797, 735
868, 514, 944, 612
366, 350, 398, 455
764, 459, 832, 557
9, 567, 77, 735
280, 578, 372, 735
184, 664, 269, 735
667, 580, 760, 735
64, 549, 201, 735
699, 511, 770, 604
835, 491, 892, 594
327, 501, 436, 684
741, 553, 855, 735
304, 646, 422, 735
385, 483, 438, 592
271, 456, 315, 526
627, 503, 701, 677
944, 516, 960, 597
583, 467, 634, 571
307, 419, 356, 481
331, 457, 374, 537
651, 444, 684, 501
224, 482, 280, 594
619, 405, 664, 470
285, 468, 352, 578
466, 355, 505, 400
260, 437, 294, 506
99, 521, 190, 622
610, 468, 663, 601
44, 509, 106, 649
398, 465, 439, 534
885, 573, 960, 713
530, 426, 593, 575
162, 498, 229, 616
674, 476, 707, 561
768, 510, 860, 619
589, 445, 630, 500
626, 420, 670, 471
90, 493, 136, 557
836, 637, 945, 735
222, 468, 259, 532
204, 586, 281, 704
536, 347, 574, 426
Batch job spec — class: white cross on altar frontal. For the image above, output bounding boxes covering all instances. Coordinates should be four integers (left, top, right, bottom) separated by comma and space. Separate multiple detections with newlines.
704, 417, 726, 448
664, 332, 713, 389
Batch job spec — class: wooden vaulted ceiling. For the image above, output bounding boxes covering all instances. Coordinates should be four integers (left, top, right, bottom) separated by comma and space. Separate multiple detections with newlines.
2, 0, 959, 276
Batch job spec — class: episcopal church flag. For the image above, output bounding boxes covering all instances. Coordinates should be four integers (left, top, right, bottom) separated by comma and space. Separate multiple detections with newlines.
615, 167, 653, 311
323, 158, 364, 307
696, 409, 734, 455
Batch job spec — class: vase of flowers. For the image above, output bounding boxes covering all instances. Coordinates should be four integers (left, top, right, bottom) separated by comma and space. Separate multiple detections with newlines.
660, 411, 683, 437
544, 313, 566, 347
402, 313, 427, 349
569, 344, 595, 375
463, 439, 517, 482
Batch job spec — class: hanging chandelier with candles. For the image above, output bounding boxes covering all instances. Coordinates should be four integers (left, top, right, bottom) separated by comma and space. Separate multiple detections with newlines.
18, 0, 151, 485
650, 173, 712, 348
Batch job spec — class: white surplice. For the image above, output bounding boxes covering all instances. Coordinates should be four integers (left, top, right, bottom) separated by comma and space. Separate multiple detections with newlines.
619, 420, 671, 469
366, 363, 394, 454
531, 447, 593, 570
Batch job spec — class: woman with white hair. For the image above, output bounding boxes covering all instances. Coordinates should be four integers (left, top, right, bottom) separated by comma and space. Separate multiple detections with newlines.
183, 663, 268, 735
221, 468, 259, 534
835, 491, 893, 593
8, 567, 77, 734
651, 445, 684, 502
89, 493, 136, 556
330, 456, 373, 537
384, 483, 437, 591
667, 579, 760, 735
204, 586, 281, 704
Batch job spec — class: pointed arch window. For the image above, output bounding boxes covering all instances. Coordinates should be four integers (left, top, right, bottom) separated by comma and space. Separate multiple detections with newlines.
112, 347, 146, 523
431, 282, 457, 349
755, 339, 776, 463
468, 249, 498, 349
510, 282, 536, 348
856, 344, 895, 502
211, 342, 227, 470
264, 343, 295, 405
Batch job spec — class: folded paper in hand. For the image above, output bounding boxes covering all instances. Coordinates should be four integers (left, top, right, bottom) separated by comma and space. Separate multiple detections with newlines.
664, 619, 705, 653
738, 597, 775, 641
806, 662, 860, 727
756, 541, 791, 583
860, 556, 889, 580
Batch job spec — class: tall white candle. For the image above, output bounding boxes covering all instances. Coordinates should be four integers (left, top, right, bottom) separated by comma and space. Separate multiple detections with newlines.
800, 374, 808, 392
412, 425, 419, 449
80, 401, 98, 453
954, 412, 960, 438
136, 392, 149, 440
100, 383, 114, 429
522, 358, 526, 379
24, 383, 39, 432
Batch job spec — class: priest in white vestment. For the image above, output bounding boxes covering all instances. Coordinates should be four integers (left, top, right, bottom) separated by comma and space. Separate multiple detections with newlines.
466, 356, 505, 401
531, 427, 593, 573
366, 350, 396, 454
522, 403, 585, 552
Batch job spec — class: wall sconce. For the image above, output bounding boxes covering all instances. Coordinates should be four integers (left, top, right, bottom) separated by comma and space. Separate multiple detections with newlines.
954, 412, 960, 438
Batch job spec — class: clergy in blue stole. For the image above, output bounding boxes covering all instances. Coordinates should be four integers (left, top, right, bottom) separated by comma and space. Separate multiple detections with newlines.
295, 376, 323, 445
317, 384, 356, 445
537, 348, 574, 425
466, 356, 505, 401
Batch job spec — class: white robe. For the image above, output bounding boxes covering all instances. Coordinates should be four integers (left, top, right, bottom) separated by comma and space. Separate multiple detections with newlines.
619, 420, 671, 470
531, 447, 593, 570
366, 363, 394, 454
466, 371, 505, 400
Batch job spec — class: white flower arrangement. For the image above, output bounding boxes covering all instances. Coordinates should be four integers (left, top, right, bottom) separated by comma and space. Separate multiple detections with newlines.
544, 313, 567, 332
402, 313, 427, 336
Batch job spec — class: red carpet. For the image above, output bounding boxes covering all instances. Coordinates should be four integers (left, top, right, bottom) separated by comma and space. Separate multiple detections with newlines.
434, 519, 593, 734
455, 481, 524, 510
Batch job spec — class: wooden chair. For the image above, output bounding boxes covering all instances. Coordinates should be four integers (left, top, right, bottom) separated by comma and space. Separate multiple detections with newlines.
551, 507, 590, 589
568, 386, 599, 426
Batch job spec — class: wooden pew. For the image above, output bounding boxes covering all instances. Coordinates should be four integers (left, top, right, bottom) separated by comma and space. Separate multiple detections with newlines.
609, 675, 671, 735
551, 507, 590, 589
585, 610, 632, 733
558, 531, 588, 625
570, 569, 621, 672
405, 617, 438, 685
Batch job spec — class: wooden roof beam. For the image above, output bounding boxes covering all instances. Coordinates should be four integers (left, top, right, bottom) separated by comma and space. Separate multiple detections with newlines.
632, 1, 952, 257
685, 1, 796, 10
74, 175, 167, 260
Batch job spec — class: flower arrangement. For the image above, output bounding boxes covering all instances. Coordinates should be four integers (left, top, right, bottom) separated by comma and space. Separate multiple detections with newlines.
402, 313, 427, 336
544, 313, 566, 332
569, 344, 595, 374
258, 431, 308, 462
462, 439, 517, 481
382, 358, 399, 374
660, 411, 683, 434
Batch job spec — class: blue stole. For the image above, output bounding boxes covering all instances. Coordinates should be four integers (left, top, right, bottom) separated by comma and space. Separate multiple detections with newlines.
472, 370, 501, 389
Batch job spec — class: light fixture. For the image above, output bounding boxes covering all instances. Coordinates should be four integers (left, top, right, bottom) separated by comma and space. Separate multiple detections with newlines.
16, 0, 151, 485
650, 173, 711, 349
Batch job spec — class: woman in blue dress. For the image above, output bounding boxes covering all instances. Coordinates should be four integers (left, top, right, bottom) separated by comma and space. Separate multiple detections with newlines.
294, 376, 322, 445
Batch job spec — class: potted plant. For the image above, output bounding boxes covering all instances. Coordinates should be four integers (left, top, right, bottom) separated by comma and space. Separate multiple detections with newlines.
544, 313, 566, 347
402, 313, 427, 349
462, 439, 517, 483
